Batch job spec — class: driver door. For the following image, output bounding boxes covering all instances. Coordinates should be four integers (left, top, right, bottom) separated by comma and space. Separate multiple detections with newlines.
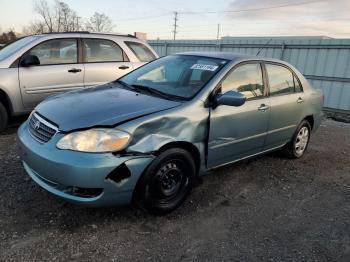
19, 38, 84, 109
207, 62, 270, 168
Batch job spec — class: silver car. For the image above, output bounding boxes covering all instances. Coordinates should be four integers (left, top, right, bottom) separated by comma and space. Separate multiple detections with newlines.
0, 32, 158, 131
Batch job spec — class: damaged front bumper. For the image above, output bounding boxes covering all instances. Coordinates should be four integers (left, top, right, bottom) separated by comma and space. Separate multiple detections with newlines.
17, 122, 154, 207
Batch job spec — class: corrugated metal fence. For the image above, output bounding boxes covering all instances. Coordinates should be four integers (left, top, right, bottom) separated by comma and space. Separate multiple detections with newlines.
148, 38, 350, 112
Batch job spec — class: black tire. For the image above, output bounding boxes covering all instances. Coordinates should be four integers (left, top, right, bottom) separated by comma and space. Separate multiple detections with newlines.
283, 120, 311, 159
134, 148, 196, 215
0, 102, 8, 133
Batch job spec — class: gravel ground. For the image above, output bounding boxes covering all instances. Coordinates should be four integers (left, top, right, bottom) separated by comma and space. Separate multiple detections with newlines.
0, 119, 349, 262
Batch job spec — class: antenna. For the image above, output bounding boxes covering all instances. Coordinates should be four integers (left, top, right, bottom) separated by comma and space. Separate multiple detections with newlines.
173, 11, 178, 40
256, 38, 273, 56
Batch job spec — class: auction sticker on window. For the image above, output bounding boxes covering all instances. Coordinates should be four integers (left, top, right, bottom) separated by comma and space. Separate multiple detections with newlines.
190, 64, 219, 71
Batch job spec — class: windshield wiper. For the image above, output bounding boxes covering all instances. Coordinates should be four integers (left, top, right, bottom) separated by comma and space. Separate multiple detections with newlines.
131, 84, 180, 100
115, 80, 137, 91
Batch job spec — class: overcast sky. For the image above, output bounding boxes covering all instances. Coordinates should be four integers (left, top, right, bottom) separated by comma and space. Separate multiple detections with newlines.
0, 0, 349, 39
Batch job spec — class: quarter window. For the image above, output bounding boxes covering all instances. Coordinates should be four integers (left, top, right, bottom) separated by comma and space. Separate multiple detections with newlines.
28, 39, 77, 65
125, 41, 156, 62
221, 63, 265, 99
294, 75, 302, 92
266, 64, 296, 95
83, 39, 124, 63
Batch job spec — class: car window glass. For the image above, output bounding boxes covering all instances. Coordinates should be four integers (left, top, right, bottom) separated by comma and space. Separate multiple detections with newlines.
125, 41, 156, 62
28, 39, 77, 65
221, 63, 264, 99
120, 55, 228, 99
0, 36, 38, 61
83, 39, 124, 63
294, 75, 302, 92
266, 64, 295, 95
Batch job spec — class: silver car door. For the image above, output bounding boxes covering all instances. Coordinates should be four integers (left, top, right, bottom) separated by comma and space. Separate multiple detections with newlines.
82, 38, 134, 87
18, 38, 84, 109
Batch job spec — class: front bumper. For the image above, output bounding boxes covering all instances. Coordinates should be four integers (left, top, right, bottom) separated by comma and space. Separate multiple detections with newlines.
17, 122, 154, 207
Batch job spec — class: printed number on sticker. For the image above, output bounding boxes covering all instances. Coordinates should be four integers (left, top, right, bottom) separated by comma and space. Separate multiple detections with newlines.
190, 64, 218, 71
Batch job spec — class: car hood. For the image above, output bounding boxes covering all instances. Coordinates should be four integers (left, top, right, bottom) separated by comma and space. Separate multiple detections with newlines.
35, 83, 182, 132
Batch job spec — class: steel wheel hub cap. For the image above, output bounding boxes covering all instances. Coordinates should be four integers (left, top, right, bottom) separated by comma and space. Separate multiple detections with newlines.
156, 162, 182, 197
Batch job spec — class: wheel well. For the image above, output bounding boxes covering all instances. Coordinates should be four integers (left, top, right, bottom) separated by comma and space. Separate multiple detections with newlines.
0, 89, 12, 116
156, 142, 201, 175
304, 115, 314, 130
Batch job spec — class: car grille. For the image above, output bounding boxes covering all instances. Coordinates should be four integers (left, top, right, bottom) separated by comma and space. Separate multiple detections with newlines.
28, 113, 58, 143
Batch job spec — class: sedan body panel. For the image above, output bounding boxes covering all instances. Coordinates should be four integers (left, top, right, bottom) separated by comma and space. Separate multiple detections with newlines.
207, 98, 270, 168
264, 93, 304, 149
17, 122, 154, 207
35, 83, 181, 132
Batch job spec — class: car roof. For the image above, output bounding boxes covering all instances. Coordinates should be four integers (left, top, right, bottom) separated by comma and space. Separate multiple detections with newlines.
34, 32, 137, 38
176, 51, 294, 66
176, 52, 255, 61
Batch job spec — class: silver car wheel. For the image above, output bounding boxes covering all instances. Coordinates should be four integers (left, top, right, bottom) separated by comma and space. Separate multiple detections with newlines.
295, 126, 309, 157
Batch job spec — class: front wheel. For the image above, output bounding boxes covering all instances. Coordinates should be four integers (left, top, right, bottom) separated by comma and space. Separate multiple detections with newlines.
0, 102, 8, 133
134, 148, 195, 215
283, 120, 311, 158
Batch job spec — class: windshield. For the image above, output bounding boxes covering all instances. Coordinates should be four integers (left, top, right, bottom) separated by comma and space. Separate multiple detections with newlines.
119, 55, 228, 100
0, 36, 38, 61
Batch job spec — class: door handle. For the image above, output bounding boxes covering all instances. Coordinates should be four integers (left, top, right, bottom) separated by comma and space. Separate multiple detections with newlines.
258, 104, 269, 112
118, 65, 130, 70
297, 97, 304, 103
68, 68, 82, 73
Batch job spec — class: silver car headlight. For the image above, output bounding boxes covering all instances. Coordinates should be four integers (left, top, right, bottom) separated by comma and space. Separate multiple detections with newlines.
57, 129, 131, 153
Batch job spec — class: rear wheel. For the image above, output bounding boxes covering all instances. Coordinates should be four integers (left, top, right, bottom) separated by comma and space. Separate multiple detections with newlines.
134, 148, 195, 215
0, 102, 8, 133
283, 120, 311, 158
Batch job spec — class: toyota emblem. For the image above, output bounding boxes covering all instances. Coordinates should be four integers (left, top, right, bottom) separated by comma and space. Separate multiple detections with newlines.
33, 120, 41, 130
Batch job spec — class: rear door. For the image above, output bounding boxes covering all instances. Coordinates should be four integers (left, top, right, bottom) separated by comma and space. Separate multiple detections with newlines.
19, 38, 84, 109
263, 62, 305, 149
82, 38, 133, 87
207, 62, 270, 168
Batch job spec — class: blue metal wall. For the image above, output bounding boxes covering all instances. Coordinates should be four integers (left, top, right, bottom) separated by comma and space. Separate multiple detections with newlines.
149, 37, 350, 112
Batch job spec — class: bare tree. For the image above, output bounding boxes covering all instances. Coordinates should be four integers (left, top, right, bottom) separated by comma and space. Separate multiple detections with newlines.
55, 0, 78, 32
85, 12, 114, 32
23, 0, 114, 35
34, 0, 55, 32
23, 20, 46, 35
24, 0, 79, 34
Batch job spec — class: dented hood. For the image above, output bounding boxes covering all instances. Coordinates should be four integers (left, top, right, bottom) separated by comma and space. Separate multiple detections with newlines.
35, 83, 181, 132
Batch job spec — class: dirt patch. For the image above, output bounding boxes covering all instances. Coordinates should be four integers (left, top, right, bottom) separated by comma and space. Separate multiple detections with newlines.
0, 119, 349, 261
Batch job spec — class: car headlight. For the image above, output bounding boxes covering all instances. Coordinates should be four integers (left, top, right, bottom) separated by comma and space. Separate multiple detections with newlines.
57, 129, 131, 153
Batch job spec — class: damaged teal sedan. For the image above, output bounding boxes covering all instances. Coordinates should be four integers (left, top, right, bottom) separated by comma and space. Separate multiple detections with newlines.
17, 52, 323, 214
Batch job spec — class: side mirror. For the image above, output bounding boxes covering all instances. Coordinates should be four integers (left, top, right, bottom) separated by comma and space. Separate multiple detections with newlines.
20, 55, 40, 67
216, 90, 246, 107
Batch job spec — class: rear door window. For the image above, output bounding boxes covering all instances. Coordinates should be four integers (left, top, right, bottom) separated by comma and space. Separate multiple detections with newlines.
125, 41, 156, 62
83, 39, 125, 63
266, 64, 298, 95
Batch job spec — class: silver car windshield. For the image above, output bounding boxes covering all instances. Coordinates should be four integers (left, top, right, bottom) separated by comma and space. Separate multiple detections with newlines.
0, 36, 38, 61
120, 55, 228, 100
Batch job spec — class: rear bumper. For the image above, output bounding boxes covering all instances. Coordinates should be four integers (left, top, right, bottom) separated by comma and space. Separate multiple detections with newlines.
17, 121, 154, 207
313, 111, 324, 132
